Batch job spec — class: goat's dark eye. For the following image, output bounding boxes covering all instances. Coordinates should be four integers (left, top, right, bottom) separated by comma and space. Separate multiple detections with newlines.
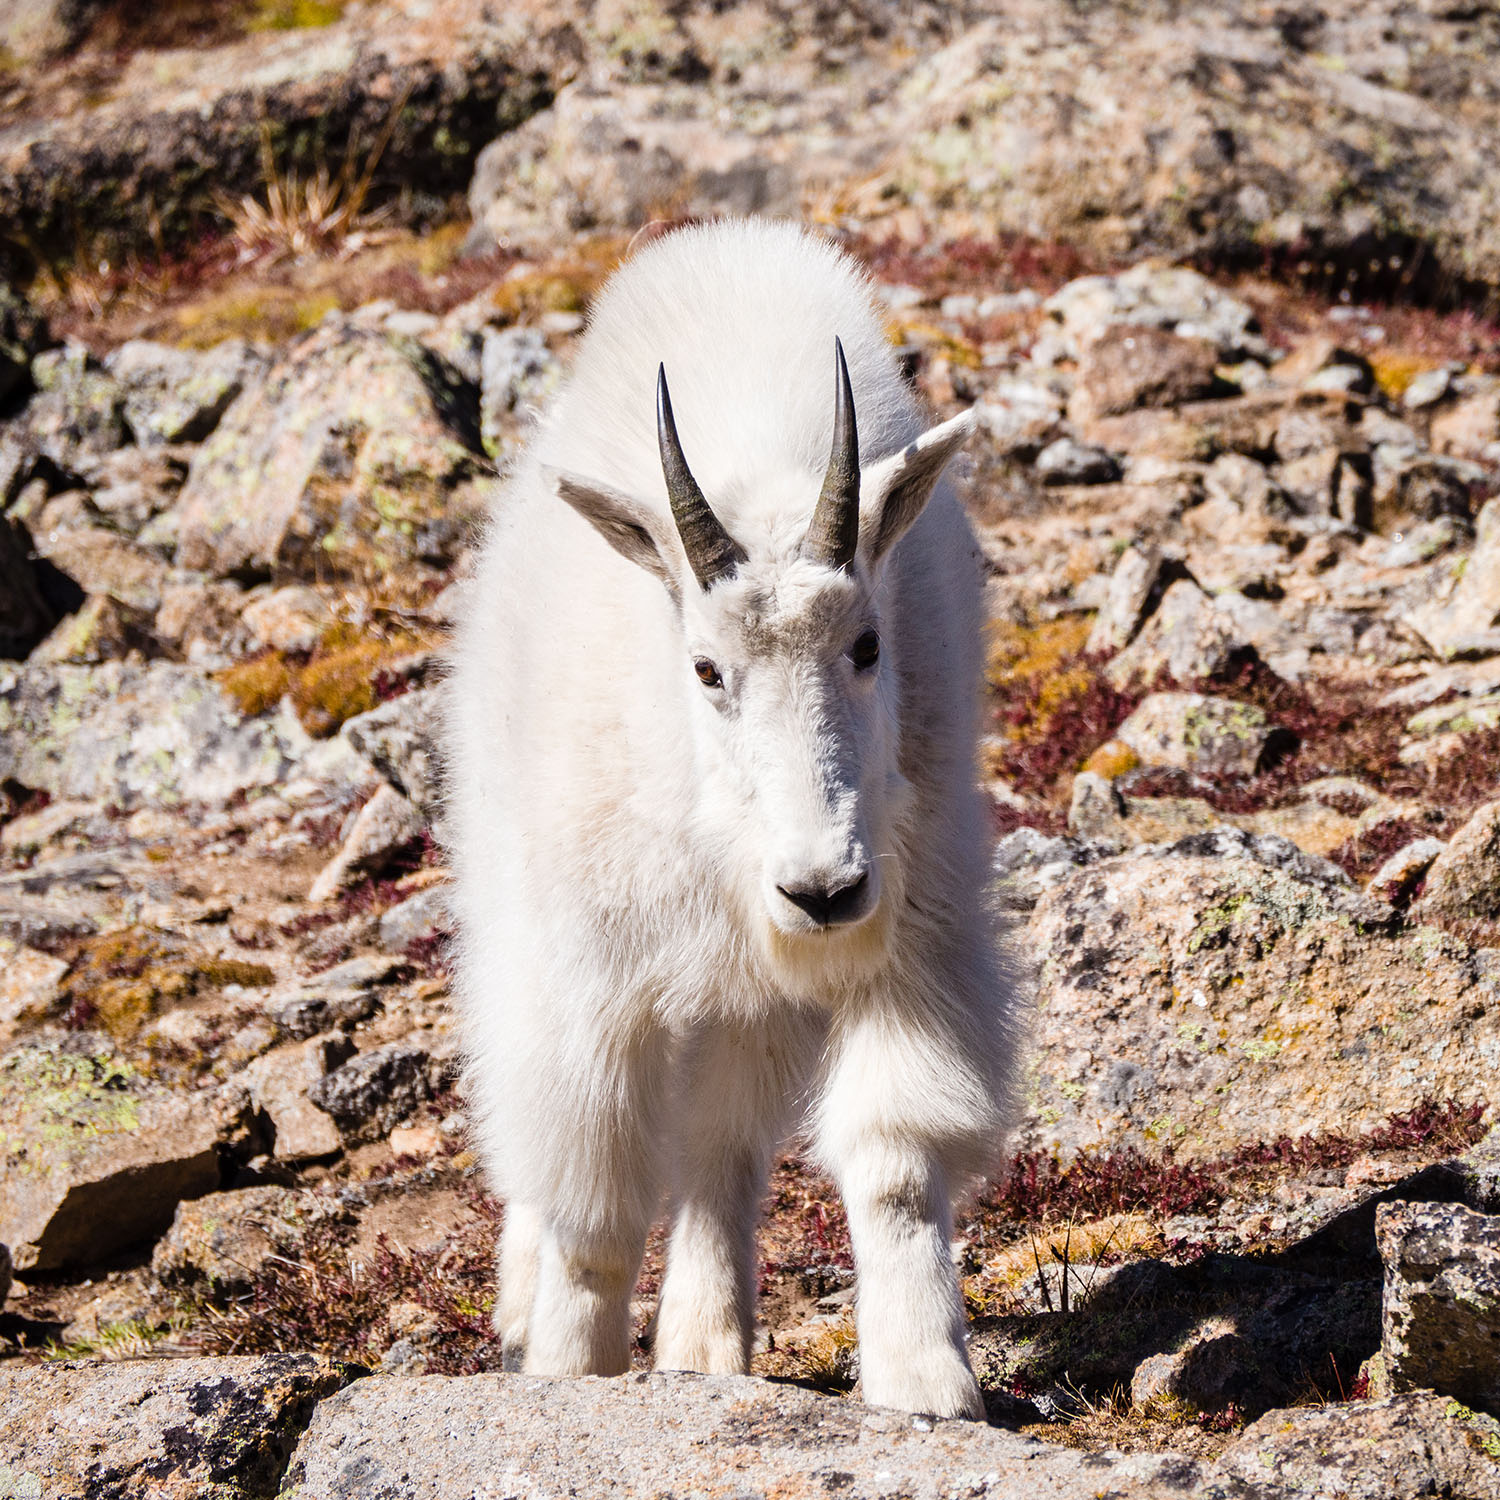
694, 657, 723, 689
850, 629, 880, 671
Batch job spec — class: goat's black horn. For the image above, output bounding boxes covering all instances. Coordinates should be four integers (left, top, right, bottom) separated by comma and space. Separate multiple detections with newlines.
801, 337, 860, 571
657, 364, 746, 590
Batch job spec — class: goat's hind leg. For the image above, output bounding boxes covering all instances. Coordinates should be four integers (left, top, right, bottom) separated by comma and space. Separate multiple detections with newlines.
495, 1202, 542, 1371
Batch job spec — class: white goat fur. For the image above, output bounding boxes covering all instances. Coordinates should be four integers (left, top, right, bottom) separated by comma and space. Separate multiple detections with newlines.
445, 219, 1025, 1419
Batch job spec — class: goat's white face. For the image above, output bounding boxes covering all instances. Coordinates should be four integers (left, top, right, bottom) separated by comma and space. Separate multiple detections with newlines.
548, 343, 973, 955
677, 553, 893, 937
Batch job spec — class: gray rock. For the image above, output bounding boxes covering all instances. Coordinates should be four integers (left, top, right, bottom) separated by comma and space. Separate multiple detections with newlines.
282, 1370, 1213, 1499
1130, 1329, 1264, 1412
1069, 322, 1220, 424
1104, 578, 1241, 687
340, 686, 443, 815
479, 326, 560, 457
240, 585, 330, 655
1377, 1200, 1500, 1414
308, 1042, 432, 1140
18, 344, 127, 470
106, 337, 266, 446
308, 785, 426, 903
0, 1354, 353, 1499
1115, 691, 1283, 777
1405, 497, 1500, 659
31, 524, 168, 614
1042, 265, 1263, 361
28, 593, 157, 665
266, 954, 406, 1040
1413, 799, 1500, 921
1085, 544, 1190, 656
1217, 1391, 1500, 1500
0, 1043, 233, 1271
175, 319, 486, 580
0, 516, 54, 659
990, 828, 1103, 914
1034, 437, 1121, 485
241, 1037, 351, 1161
378, 884, 450, 952
0, 662, 308, 811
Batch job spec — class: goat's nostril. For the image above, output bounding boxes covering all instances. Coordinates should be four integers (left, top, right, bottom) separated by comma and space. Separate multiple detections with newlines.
825, 871, 868, 922
777, 872, 869, 928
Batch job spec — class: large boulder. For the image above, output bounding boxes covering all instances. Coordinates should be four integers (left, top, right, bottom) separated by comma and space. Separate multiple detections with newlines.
0, 1043, 234, 1271
0, 1355, 353, 1499
1019, 830, 1500, 1158
0, 661, 370, 811
1413, 800, 1500, 923
175, 320, 487, 581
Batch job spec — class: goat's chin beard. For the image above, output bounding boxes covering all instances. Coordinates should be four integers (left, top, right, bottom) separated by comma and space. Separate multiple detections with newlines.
750, 891, 894, 998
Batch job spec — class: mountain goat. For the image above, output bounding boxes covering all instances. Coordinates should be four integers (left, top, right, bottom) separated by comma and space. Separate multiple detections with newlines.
445, 219, 1024, 1419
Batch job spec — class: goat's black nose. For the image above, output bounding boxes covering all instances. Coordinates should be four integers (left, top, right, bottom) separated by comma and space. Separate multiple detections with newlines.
777, 872, 869, 928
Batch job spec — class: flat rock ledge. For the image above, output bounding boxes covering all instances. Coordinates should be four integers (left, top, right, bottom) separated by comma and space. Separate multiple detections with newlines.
4, 1361, 1499, 1499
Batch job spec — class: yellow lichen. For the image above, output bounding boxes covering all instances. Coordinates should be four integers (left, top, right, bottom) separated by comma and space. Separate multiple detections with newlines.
1083, 738, 1141, 780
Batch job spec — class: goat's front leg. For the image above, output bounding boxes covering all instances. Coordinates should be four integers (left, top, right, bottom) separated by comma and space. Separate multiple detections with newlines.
815, 1001, 1001, 1419
835, 1141, 981, 1418
653, 1014, 820, 1374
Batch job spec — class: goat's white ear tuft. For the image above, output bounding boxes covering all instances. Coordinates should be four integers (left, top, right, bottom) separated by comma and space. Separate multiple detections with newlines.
858, 409, 976, 567
546, 467, 678, 588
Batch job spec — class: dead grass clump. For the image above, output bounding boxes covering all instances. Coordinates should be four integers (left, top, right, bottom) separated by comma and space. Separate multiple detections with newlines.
56, 927, 274, 1037
985, 618, 1141, 807
215, 621, 432, 736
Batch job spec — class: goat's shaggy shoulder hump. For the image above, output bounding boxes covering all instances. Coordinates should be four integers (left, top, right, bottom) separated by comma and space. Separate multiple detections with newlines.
443, 218, 1025, 1421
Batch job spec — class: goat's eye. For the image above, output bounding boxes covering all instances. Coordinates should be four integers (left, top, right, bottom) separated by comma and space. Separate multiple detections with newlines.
694, 657, 723, 689
850, 629, 880, 671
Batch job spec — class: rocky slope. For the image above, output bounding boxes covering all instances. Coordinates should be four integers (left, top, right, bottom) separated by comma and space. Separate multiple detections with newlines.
2, 1, 1500, 1494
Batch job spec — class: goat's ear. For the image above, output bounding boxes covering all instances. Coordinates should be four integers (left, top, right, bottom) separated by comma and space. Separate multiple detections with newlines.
546, 467, 678, 588
858, 410, 976, 567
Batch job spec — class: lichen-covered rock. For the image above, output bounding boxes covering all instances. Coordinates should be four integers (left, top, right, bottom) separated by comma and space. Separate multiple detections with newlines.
479, 325, 561, 458
379, 885, 450, 953
1116, 692, 1283, 778
15, 344, 127, 470
1020, 832, 1500, 1158
105, 337, 266, 446
28, 593, 157, 665
1216, 1391, 1500, 1500
1377, 1200, 1500, 1414
1412, 800, 1500, 922
0, 1044, 233, 1270
340, 686, 443, 815
0, 516, 54, 659
240, 585, 330, 655
0, 1354, 353, 1500
0, 661, 313, 810
175, 320, 487, 581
